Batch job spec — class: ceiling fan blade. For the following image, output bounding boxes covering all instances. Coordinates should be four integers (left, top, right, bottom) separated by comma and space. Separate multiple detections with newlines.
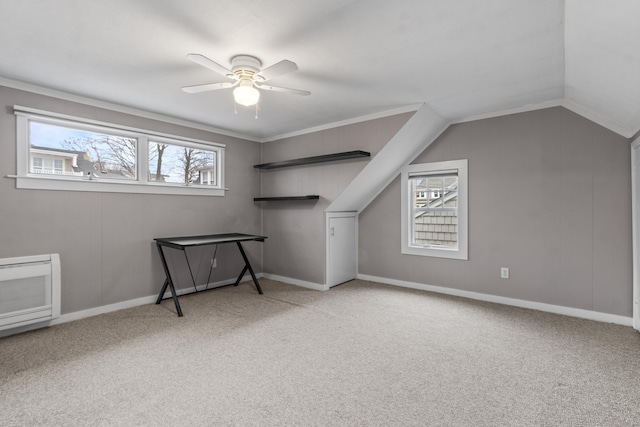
182, 81, 236, 93
256, 83, 311, 96
258, 60, 298, 81
186, 53, 234, 78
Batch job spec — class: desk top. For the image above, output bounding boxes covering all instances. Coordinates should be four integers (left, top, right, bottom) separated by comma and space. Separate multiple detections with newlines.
154, 233, 267, 249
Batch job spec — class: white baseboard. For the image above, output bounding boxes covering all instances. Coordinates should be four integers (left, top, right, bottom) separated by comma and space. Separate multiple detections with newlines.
57, 274, 262, 326
4, 271, 629, 339
357, 273, 633, 327
56, 295, 158, 325
159, 274, 262, 299
262, 273, 328, 291
0, 274, 262, 338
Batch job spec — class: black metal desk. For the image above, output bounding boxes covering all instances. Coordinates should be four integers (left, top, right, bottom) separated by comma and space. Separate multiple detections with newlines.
154, 233, 267, 317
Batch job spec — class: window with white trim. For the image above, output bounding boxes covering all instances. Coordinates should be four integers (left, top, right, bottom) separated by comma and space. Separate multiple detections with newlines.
148, 139, 218, 186
401, 159, 468, 260
13, 106, 225, 196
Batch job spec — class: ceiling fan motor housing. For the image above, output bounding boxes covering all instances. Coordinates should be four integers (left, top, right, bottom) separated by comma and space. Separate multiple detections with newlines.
230, 55, 262, 79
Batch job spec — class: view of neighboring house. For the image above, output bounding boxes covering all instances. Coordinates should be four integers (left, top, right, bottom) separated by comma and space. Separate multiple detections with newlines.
30, 145, 136, 180
31, 145, 215, 185
195, 165, 216, 186
29, 146, 84, 177
148, 163, 215, 185
412, 175, 458, 248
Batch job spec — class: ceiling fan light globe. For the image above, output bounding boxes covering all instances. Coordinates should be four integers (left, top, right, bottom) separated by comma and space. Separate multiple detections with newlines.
233, 81, 260, 106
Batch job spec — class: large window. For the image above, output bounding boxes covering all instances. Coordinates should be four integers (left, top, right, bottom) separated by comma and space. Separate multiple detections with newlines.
29, 120, 138, 180
401, 159, 468, 260
13, 106, 225, 196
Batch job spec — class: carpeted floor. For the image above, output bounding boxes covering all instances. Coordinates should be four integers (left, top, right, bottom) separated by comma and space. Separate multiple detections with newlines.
1, 279, 640, 426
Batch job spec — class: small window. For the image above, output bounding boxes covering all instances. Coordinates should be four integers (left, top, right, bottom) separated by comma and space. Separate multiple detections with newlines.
401, 159, 468, 260
32, 157, 43, 172
148, 140, 218, 186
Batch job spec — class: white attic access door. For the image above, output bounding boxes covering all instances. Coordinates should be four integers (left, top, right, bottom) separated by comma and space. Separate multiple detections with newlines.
325, 212, 357, 287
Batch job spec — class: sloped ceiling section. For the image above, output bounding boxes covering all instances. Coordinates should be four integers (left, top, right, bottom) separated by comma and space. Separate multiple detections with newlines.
328, 104, 449, 213
564, 0, 640, 138
425, 1, 565, 123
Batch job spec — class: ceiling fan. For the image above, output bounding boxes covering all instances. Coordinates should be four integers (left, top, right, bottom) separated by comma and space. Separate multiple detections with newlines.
182, 54, 311, 107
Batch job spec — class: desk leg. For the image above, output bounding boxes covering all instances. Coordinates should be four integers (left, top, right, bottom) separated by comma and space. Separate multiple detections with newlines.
156, 243, 184, 317
233, 265, 248, 287
155, 278, 169, 304
235, 242, 263, 294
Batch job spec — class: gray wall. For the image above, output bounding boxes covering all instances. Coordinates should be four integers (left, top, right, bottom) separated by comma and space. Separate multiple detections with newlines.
2, 88, 632, 319
0, 86, 262, 315
260, 113, 412, 284
359, 107, 633, 316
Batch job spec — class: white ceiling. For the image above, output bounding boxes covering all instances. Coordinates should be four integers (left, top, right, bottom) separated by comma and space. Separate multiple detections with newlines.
0, 0, 638, 142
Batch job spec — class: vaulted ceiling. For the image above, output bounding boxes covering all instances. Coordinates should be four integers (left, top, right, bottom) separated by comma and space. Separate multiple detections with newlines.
0, 0, 638, 141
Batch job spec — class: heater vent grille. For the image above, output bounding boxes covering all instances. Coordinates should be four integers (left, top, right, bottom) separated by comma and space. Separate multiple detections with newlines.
0, 254, 60, 331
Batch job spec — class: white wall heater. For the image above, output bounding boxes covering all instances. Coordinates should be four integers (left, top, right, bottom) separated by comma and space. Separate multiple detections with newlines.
0, 254, 61, 331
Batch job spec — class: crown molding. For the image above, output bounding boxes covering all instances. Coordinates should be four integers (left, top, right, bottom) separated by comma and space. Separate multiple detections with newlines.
0, 76, 261, 142
561, 98, 636, 138
453, 99, 564, 124
259, 103, 423, 143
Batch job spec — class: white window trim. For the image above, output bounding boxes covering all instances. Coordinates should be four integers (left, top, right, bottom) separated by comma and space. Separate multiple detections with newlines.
401, 159, 468, 260
12, 106, 227, 196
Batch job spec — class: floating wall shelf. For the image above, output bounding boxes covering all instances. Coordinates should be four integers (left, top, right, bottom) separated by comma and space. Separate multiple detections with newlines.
254, 150, 370, 170
254, 195, 320, 202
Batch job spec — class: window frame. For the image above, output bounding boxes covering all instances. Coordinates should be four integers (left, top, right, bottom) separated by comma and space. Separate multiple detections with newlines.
13, 106, 226, 196
401, 159, 468, 260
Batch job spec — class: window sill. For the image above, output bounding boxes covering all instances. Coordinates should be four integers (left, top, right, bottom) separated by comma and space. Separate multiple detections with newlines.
401, 244, 467, 260
9, 175, 227, 197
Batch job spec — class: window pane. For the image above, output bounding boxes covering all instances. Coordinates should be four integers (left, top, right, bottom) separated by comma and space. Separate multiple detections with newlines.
148, 141, 217, 186
410, 174, 458, 248
413, 178, 427, 208
412, 176, 458, 209
444, 176, 457, 189
427, 177, 443, 205
412, 210, 458, 248
29, 121, 137, 179
444, 191, 458, 208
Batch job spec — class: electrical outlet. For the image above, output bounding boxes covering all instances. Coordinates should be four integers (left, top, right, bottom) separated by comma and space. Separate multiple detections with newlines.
500, 267, 510, 279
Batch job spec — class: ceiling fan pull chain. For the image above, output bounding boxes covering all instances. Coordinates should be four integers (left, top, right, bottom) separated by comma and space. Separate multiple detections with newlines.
255, 103, 259, 119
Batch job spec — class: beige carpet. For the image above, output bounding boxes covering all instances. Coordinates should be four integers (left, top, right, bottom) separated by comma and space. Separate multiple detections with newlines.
1, 279, 640, 426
